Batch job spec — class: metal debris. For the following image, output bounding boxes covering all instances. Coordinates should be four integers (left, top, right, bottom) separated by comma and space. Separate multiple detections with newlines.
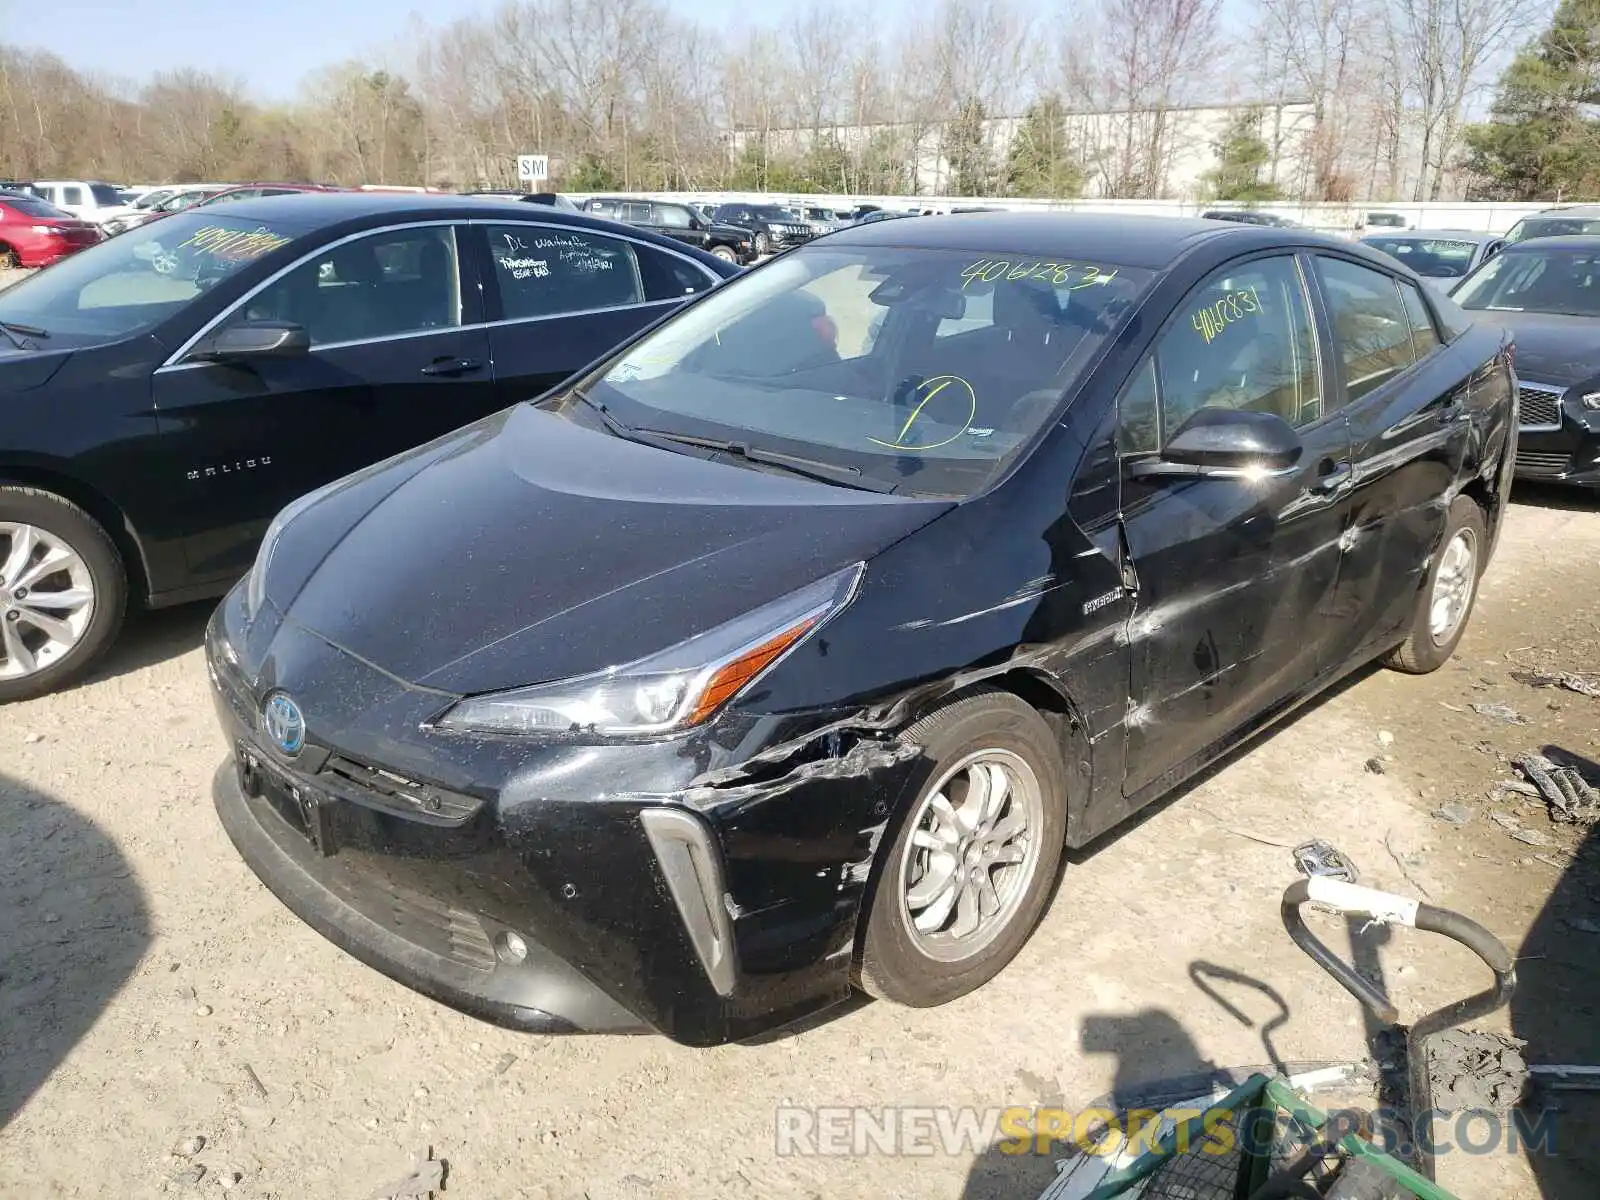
1471, 701, 1530, 725
366, 1147, 445, 1200
1510, 670, 1600, 698
241, 1064, 269, 1100
1293, 839, 1359, 883
1364, 757, 1386, 775
1514, 753, 1600, 825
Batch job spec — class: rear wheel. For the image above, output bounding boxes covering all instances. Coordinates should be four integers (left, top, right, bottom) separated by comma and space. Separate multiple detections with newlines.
856, 689, 1068, 1007
0, 486, 128, 703
1382, 496, 1486, 674
754, 232, 772, 257
0, 244, 19, 270
710, 245, 738, 262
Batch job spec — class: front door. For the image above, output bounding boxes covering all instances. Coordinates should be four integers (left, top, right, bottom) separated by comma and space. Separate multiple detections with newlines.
152, 222, 492, 584
473, 221, 718, 407
1118, 253, 1355, 797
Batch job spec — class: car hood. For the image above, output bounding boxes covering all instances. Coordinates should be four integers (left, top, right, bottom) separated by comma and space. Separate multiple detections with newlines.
265, 404, 951, 695
1484, 311, 1600, 385
0, 345, 73, 391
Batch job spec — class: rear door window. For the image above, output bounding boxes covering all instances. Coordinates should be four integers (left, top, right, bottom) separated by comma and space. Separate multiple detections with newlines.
486, 225, 645, 319
60, 185, 84, 207
1314, 257, 1417, 401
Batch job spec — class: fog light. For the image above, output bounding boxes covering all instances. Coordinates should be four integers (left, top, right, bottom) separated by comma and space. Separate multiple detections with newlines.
494, 930, 528, 964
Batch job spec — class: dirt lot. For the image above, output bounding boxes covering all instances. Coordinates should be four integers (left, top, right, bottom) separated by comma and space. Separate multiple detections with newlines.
2, 488, 1598, 1200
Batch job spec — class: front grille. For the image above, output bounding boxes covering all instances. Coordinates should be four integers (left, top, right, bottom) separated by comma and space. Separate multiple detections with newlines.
1516, 450, 1572, 476
319, 754, 484, 826
1518, 381, 1565, 429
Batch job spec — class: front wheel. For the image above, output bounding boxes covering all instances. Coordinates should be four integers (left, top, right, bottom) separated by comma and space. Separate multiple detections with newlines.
710, 245, 738, 262
0, 244, 20, 270
856, 689, 1068, 1007
0, 486, 128, 703
754, 232, 772, 257
1382, 496, 1487, 674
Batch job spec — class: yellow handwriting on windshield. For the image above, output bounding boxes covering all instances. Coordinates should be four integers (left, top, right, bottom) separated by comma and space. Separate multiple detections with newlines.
1192, 285, 1264, 344
177, 225, 292, 262
960, 259, 1118, 290
867, 375, 977, 452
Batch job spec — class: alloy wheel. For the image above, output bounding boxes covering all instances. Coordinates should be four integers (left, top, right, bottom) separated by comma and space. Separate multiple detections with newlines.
1428, 527, 1478, 645
0, 522, 97, 680
897, 748, 1045, 964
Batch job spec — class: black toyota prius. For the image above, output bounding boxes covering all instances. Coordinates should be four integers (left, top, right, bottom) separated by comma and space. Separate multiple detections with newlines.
0, 193, 735, 700
206, 213, 1517, 1046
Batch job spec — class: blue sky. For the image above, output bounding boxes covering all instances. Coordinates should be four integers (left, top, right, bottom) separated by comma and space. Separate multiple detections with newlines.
9, 0, 752, 101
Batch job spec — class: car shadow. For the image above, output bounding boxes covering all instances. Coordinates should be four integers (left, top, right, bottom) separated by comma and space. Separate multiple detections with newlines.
77, 599, 214, 689
1513, 759, 1600, 1198
1510, 481, 1596, 513
0, 770, 150, 1129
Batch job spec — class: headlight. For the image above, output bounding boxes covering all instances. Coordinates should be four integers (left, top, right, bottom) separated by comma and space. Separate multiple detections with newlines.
436, 563, 865, 737
1582, 392, 1600, 410
245, 481, 340, 617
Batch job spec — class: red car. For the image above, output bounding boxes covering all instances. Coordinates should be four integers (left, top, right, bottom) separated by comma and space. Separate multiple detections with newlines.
0, 190, 103, 268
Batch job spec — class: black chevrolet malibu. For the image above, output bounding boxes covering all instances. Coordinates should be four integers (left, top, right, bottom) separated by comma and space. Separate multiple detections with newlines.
0, 193, 735, 700
206, 213, 1517, 1046
1449, 235, 1600, 487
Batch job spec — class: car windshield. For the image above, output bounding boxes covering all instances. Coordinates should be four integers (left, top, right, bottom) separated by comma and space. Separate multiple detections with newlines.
0, 211, 301, 339
1452, 248, 1600, 317
1365, 237, 1478, 277
1, 193, 74, 219
1504, 216, 1600, 244
576, 244, 1151, 497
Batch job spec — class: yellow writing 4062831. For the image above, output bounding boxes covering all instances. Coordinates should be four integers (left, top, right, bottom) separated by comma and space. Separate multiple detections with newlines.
1192, 284, 1264, 344
959, 259, 1119, 290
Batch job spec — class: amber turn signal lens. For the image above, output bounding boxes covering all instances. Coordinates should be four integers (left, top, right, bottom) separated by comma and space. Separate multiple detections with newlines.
685, 616, 822, 726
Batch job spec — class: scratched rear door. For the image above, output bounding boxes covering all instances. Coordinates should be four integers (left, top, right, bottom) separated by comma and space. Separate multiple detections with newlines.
1119, 252, 1354, 798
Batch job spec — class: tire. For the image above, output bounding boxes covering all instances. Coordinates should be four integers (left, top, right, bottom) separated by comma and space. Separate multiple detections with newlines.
856, 688, 1069, 1007
710, 245, 738, 262
0, 244, 19, 270
0, 486, 128, 703
754, 232, 772, 257
1382, 496, 1487, 675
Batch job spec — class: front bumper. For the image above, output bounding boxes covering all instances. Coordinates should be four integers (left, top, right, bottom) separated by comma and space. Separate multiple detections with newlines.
1514, 419, 1600, 487
205, 599, 921, 1045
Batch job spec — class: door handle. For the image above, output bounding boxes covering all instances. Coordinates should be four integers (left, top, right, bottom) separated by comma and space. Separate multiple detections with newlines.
421, 357, 483, 377
1310, 461, 1353, 495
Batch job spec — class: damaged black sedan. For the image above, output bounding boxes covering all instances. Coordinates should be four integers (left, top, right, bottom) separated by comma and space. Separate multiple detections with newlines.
207, 213, 1516, 1046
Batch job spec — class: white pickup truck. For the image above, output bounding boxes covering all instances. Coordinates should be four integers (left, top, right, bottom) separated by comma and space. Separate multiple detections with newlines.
26, 181, 138, 226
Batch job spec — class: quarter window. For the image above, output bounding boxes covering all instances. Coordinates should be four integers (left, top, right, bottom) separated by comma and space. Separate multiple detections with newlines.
1315, 257, 1416, 401
220, 225, 462, 347
636, 245, 716, 301
1399, 281, 1440, 358
486, 225, 644, 319
1119, 254, 1324, 454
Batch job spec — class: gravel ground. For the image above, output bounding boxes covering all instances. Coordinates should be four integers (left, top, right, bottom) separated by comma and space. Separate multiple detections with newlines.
1, 475, 1597, 1199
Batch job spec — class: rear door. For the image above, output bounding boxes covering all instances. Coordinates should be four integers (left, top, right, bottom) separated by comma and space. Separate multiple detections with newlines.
151, 221, 493, 584
1118, 252, 1355, 797
472, 220, 720, 406
1309, 255, 1471, 667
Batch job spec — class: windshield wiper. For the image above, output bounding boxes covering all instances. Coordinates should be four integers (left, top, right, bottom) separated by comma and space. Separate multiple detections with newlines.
631, 428, 899, 493
565, 386, 647, 441
0, 319, 47, 351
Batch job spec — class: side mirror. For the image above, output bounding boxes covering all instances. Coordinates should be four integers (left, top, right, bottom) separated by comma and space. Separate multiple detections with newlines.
192, 320, 309, 362
1483, 241, 1503, 260
1130, 408, 1304, 480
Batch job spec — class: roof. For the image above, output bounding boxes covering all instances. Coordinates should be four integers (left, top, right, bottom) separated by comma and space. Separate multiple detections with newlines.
821, 210, 1350, 270
1532, 204, 1600, 216
1362, 229, 1496, 243
1500, 234, 1600, 253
